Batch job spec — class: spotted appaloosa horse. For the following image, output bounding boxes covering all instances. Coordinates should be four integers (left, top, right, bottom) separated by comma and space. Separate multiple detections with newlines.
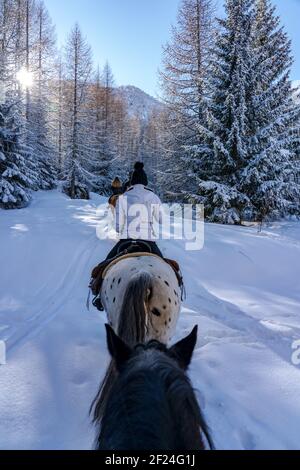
90, 253, 182, 419
101, 254, 182, 345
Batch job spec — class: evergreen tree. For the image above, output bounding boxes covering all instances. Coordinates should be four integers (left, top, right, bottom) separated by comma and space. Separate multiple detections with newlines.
160, 0, 215, 144
86, 67, 114, 195
188, 0, 300, 223
0, 98, 37, 209
159, 0, 216, 197
188, 0, 254, 223
51, 53, 67, 177
28, 0, 57, 190
62, 24, 93, 200
238, 0, 300, 220
0, 0, 16, 91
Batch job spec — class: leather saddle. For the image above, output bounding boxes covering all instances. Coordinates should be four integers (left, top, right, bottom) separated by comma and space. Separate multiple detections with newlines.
89, 240, 184, 311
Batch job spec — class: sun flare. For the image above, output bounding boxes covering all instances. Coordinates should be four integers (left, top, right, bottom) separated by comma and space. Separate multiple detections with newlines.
16, 67, 34, 89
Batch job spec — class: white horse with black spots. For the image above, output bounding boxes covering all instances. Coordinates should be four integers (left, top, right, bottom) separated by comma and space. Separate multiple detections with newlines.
91, 252, 183, 419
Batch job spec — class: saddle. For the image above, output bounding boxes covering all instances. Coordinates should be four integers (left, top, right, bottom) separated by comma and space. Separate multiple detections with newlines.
89, 240, 184, 312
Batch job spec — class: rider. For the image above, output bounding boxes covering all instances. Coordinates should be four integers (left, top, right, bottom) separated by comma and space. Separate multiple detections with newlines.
90, 162, 183, 312
106, 162, 163, 259
108, 177, 123, 209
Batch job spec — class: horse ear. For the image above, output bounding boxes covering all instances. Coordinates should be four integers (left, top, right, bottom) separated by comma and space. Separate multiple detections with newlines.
105, 324, 131, 368
169, 325, 198, 370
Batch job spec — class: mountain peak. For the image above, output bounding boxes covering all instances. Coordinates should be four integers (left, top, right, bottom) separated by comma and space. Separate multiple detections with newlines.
116, 85, 163, 121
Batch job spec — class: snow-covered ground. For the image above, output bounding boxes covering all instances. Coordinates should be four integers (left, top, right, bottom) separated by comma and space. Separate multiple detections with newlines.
0, 190, 300, 450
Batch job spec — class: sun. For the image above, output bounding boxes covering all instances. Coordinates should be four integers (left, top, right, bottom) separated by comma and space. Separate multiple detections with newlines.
16, 67, 34, 89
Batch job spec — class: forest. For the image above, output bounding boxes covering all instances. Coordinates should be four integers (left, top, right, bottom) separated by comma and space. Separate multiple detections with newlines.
1, 0, 300, 224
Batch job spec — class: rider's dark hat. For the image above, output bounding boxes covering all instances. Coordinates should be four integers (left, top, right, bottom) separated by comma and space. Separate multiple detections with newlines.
131, 162, 148, 186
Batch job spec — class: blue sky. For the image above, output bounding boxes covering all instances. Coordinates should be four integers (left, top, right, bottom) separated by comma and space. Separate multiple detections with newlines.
44, 0, 300, 97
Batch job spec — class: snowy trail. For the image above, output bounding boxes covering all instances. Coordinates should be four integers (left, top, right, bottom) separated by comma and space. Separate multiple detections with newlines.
1, 194, 101, 353
0, 190, 300, 449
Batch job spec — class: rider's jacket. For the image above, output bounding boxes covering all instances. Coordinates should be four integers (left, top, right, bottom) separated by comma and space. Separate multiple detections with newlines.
115, 184, 163, 241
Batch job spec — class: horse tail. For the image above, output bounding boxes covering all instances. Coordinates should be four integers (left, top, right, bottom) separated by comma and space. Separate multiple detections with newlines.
91, 271, 153, 423
118, 271, 153, 345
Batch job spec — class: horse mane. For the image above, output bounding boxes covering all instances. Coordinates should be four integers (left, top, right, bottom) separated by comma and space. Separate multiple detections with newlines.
94, 343, 214, 451
90, 271, 153, 421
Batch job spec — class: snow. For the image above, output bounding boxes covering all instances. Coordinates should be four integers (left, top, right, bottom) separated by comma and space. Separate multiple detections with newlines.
0, 190, 300, 450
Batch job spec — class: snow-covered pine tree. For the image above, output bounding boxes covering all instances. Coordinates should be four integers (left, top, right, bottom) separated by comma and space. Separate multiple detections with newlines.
238, 0, 300, 220
27, 0, 57, 190
0, 98, 37, 209
187, 0, 255, 224
62, 24, 93, 200
291, 82, 300, 184
159, 0, 216, 197
160, 0, 215, 145
51, 53, 67, 177
0, 0, 16, 92
0, 0, 40, 208
188, 0, 300, 224
28, 98, 57, 189
111, 94, 127, 168
86, 67, 115, 195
